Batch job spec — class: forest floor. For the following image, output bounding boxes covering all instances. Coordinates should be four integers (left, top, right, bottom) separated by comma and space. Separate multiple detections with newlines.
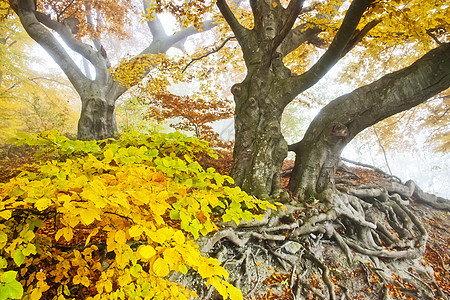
0, 144, 449, 299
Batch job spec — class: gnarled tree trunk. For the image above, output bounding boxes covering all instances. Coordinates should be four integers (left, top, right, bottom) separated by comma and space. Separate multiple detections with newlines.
217, 0, 374, 197
230, 66, 290, 198
77, 97, 116, 141
288, 42, 450, 199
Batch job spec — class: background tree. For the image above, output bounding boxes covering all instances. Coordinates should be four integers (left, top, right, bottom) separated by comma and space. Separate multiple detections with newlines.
143, 92, 234, 149
0, 14, 77, 142
5, 0, 224, 140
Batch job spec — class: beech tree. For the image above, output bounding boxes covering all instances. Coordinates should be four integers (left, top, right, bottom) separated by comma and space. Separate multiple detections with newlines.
213, 0, 450, 200
4, 0, 221, 140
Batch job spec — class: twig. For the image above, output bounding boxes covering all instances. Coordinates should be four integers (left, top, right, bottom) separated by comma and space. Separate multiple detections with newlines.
372, 126, 393, 175
182, 37, 236, 73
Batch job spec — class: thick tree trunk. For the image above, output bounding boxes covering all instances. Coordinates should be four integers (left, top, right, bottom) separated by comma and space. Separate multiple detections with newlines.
288, 43, 450, 199
77, 97, 117, 141
217, 0, 374, 198
230, 67, 289, 198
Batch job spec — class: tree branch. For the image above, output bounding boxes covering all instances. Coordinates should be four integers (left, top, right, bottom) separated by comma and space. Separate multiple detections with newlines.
143, 0, 168, 39
288, 0, 374, 100
289, 42, 450, 197
270, 0, 304, 56
342, 19, 381, 55
182, 36, 236, 72
9, 0, 87, 93
280, 24, 322, 57
33, 11, 108, 84
216, 0, 250, 45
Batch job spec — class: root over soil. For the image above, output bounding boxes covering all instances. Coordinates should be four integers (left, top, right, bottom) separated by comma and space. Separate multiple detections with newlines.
175, 159, 450, 300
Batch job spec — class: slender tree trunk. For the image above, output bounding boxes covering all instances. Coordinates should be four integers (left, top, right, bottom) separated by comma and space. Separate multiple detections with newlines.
288, 43, 450, 199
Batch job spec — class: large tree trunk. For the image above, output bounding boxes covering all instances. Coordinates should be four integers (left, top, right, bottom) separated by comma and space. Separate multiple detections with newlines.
217, 0, 373, 197
288, 42, 450, 199
77, 97, 117, 141
230, 66, 290, 198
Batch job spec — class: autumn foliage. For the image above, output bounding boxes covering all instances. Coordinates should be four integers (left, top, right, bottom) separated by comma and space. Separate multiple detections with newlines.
0, 131, 277, 299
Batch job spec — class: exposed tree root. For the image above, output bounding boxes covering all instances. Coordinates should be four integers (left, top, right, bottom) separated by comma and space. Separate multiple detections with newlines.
182, 162, 450, 299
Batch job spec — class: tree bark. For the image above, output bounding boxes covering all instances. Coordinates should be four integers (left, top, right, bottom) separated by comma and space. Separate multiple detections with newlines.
230, 66, 290, 198
288, 43, 450, 199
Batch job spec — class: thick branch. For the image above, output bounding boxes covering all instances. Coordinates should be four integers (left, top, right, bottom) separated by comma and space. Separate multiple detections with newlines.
33, 11, 108, 84
287, 0, 373, 100
289, 43, 450, 196
217, 0, 250, 46
143, 0, 168, 39
280, 24, 322, 56
270, 0, 304, 56
9, 0, 87, 93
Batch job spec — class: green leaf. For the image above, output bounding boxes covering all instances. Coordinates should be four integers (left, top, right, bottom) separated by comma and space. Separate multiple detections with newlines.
0, 281, 23, 299
1, 271, 18, 283
130, 264, 143, 277
22, 244, 36, 256
22, 230, 35, 243
13, 250, 25, 267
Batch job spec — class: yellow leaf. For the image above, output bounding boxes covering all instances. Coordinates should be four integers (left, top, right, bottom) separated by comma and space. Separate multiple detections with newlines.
208, 277, 228, 298
30, 289, 42, 300
225, 282, 243, 300
138, 245, 156, 260
128, 225, 143, 238
56, 227, 73, 242
272, 2, 277, 8
115, 230, 127, 245
85, 228, 99, 246
35, 197, 52, 211
104, 149, 114, 161
198, 264, 216, 278
36, 271, 46, 281
172, 230, 185, 244
152, 202, 169, 216
57, 194, 71, 203
115, 251, 129, 269
81, 276, 90, 287
179, 264, 188, 274
80, 208, 101, 225
118, 271, 132, 286
153, 258, 169, 277
0, 210, 12, 220
104, 280, 112, 293
150, 227, 173, 244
